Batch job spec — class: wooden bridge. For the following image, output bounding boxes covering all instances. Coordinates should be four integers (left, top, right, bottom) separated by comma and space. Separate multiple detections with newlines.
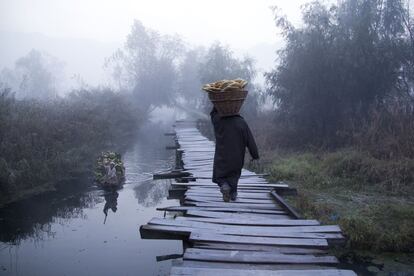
140, 120, 356, 276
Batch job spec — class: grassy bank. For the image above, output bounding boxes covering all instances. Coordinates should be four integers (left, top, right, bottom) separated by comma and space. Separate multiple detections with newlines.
262, 149, 414, 252
0, 89, 146, 207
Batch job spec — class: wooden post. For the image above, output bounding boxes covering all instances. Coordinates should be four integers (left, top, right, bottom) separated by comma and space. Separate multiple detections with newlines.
270, 190, 302, 219
175, 149, 184, 170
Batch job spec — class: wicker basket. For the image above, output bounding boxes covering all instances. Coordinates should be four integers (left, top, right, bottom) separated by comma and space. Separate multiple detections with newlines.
208, 90, 248, 117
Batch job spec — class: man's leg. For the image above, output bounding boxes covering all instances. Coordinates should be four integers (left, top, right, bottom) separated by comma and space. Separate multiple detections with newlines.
228, 177, 239, 201
218, 179, 231, 202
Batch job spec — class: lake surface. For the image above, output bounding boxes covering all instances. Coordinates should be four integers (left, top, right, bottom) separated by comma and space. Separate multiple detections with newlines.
0, 127, 181, 276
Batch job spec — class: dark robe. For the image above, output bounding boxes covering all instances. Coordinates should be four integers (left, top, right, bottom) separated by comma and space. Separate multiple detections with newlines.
210, 108, 259, 187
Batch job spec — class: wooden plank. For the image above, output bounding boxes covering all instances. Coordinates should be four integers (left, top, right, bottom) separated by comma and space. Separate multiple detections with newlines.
150, 218, 340, 232
157, 206, 286, 215
149, 219, 342, 234
192, 177, 269, 182
184, 187, 275, 193
185, 195, 277, 205
187, 187, 275, 194
171, 266, 357, 276
140, 224, 191, 237
185, 192, 272, 200
178, 176, 269, 181
188, 202, 281, 210
172, 259, 336, 271
186, 210, 291, 220
186, 173, 266, 178
187, 187, 271, 193
192, 242, 327, 254
176, 217, 320, 226
169, 188, 187, 199
271, 191, 302, 219
183, 248, 338, 264
172, 183, 285, 188
153, 171, 191, 180
140, 223, 340, 239
189, 232, 329, 248
185, 178, 271, 183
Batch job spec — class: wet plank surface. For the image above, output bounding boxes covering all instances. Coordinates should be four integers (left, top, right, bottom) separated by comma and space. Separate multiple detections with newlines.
170, 266, 356, 276
141, 121, 355, 275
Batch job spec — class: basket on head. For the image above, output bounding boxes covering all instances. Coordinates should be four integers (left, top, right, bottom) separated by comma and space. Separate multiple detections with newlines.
208, 90, 248, 117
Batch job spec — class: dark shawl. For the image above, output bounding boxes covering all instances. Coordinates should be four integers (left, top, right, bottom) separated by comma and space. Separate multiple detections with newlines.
210, 108, 259, 184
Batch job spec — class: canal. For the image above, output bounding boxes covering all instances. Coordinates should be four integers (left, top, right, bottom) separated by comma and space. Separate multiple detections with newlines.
0, 125, 181, 276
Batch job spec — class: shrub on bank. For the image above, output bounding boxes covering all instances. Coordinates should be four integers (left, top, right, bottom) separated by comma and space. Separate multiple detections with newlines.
267, 150, 414, 251
0, 88, 146, 206
269, 150, 414, 195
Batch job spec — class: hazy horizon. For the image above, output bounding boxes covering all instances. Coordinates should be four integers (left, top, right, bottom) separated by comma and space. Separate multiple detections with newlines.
0, 0, 317, 90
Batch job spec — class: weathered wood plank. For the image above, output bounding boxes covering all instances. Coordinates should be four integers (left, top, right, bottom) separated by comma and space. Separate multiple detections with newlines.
142, 223, 344, 240
187, 187, 275, 194
172, 182, 286, 188
176, 216, 320, 226
157, 206, 286, 215
189, 178, 269, 183
185, 191, 272, 200
186, 210, 291, 220
192, 242, 327, 254
271, 191, 302, 219
153, 171, 191, 180
185, 195, 277, 205
189, 232, 329, 248
140, 223, 340, 239
149, 219, 342, 234
172, 259, 336, 271
188, 202, 282, 210
183, 248, 338, 264
171, 266, 357, 276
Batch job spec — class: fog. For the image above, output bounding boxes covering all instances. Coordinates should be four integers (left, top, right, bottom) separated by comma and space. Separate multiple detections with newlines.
1, 1, 414, 275
0, 0, 309, 90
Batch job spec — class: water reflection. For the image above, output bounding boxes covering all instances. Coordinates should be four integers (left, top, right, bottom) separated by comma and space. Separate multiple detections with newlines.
134, 179, 171, 207
0, 124, 174, 245
0, 183, 102, 244
0, 123, 181, 276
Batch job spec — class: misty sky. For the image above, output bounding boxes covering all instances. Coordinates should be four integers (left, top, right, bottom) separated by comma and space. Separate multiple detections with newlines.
0, 0, 307, 47
0, 0, 315, 88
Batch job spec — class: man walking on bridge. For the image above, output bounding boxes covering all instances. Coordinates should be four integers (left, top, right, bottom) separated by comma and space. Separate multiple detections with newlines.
210, 107, 259, 202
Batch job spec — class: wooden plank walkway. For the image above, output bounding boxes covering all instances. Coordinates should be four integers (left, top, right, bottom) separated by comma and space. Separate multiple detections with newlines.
140, 120, 355, 276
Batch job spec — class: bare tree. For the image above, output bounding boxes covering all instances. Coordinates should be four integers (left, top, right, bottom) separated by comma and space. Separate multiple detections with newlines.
0, 49, 64, 100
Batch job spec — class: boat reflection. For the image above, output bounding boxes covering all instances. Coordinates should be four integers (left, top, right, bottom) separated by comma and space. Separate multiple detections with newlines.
103, 191, 119, 224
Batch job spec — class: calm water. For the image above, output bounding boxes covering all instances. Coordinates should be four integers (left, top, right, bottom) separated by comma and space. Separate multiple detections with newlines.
0, 128, 181, 276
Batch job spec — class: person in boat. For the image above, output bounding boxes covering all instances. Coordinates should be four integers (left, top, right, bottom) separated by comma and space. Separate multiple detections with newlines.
210, 107, 259, 202
105, 161, 118, 185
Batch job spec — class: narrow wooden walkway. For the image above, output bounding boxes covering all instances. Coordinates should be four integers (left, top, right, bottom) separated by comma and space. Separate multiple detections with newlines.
141, 120, 356, 276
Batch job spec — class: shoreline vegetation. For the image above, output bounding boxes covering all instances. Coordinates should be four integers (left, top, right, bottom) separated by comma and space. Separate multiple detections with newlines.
256, 149, 414, 252
0, 89, 146, 207
253, 149, 414, 274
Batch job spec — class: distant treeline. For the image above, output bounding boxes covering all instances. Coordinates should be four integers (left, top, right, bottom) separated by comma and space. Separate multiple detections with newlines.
263, 0, 414, 157
261, 0, 414, 252
104, 20, 260, 119
0, 89, 145, 206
